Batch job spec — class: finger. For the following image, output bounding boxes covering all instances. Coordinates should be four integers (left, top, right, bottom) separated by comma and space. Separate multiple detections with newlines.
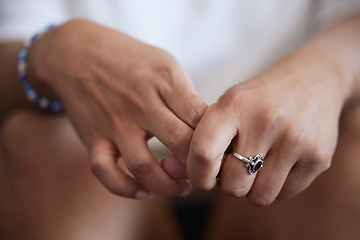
246, 148, 296, 207
90, 138, 152, 200
277, 158, 329, 200
158, 63, 207, 129
117, 128, 191, 199
187, 104, 238, 191
145, 101, 195, 164
219, 139, 268, 198
161, 155, 188, 179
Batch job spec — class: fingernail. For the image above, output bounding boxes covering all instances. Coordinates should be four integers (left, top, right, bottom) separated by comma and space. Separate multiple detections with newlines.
135, 190, 152, 200
181, 185, 192, 197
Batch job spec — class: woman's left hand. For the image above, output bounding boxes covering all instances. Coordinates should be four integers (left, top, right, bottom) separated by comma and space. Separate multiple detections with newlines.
186, 45, 353, 206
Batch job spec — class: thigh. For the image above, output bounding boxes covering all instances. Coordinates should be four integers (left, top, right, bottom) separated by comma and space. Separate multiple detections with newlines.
0, 111, 182, 240
204, 105, 360, 240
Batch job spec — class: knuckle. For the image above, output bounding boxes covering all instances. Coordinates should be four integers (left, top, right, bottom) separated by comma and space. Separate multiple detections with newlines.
151, 52, 179, 82
169, 123, 187, 143
188, 155, 218, 191
89, 158, 106, 177
282, 124, 302, 146
221, 182, 250, 198
126, 155, 151, 176
192, 144, 218, 169
184, 100, 206, 128
157, 51, 179, 69
218, 88, 249, 114
192, 180, 215, 192
246, 193, 274, 207
156, 63, 175, 81
258, 107, 287, 131
307, 145, 332, 171
168, 123, 191, 153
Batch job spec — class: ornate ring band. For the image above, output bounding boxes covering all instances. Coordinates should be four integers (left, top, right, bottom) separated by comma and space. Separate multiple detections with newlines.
233, 152, 264, 175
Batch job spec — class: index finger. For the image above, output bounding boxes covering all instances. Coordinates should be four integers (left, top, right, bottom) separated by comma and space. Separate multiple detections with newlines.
187, 103, 238, 191
158, 64, 207, 129
90, 138, 151, 199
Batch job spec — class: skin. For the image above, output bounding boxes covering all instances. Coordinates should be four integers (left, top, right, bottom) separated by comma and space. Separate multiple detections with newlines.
186, 15, 360, 206
1, 12, 360, 240
0, 19, 207, 200
204, 106, 360, 240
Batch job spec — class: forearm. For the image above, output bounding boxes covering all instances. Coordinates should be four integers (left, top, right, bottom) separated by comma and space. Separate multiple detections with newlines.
187, 15, 360, 203
303, 15, 360, 104
257, 14, 360, 117
0, 42, 38, 122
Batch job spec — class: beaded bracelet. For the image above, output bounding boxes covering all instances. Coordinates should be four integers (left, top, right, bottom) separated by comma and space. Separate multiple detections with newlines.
17, 24, 64, 112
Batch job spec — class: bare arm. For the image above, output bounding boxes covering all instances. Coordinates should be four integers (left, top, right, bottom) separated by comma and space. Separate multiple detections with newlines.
187, 14, 360, 206
0, 19, 207, 199
309, 15, 360, 104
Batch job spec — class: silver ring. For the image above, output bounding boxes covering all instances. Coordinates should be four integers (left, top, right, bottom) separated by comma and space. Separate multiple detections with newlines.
233, 152, 264, 175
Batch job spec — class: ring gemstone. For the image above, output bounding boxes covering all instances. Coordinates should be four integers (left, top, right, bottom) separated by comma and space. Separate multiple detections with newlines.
233, 152, 264, 175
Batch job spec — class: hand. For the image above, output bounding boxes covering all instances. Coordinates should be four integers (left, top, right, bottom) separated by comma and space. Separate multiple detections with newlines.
187, 48, 352, 206
27, 19, 207, 199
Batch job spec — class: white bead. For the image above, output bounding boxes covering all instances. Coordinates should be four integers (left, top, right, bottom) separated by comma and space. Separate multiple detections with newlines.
39, 98, 50, 109
17, 61, 26, 74
26, 90, 37, 101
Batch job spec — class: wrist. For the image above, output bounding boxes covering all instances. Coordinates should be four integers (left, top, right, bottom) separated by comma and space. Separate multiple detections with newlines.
271, 42, 354, 111
19, 24, 64, 111
27, 19, 103, 100
299, 42, 354, 105
302, 15, 360, 106
26, 32, 59, 99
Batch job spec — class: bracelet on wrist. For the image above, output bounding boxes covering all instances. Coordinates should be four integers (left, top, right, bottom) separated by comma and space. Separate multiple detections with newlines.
17, 24, 64, 112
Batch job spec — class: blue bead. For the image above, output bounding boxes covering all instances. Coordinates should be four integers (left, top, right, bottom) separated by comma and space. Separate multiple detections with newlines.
19, 23, 62, 112
50, 101, 64, 112
35, 96, 41, 104
19, 74, 27, 82
24, 85, 32, 92
19, 47, 27, 60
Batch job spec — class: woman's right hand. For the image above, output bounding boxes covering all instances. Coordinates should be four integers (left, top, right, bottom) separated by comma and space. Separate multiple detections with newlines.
27, 19, 207, 199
